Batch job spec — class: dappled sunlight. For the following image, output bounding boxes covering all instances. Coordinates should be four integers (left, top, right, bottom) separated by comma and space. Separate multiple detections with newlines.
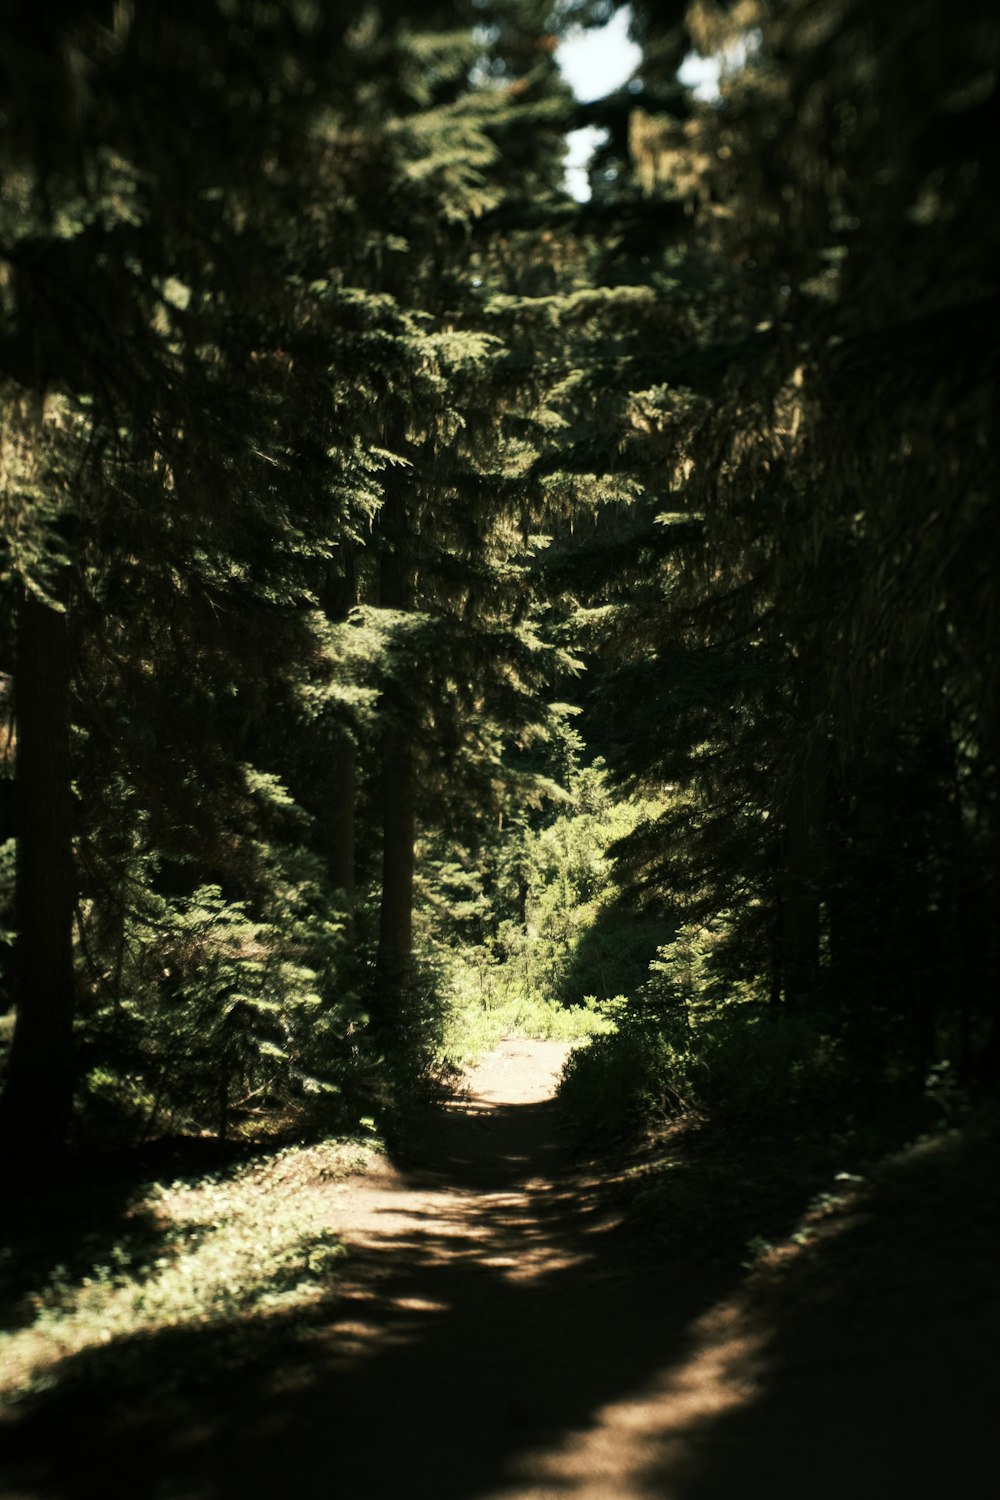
4, 1045, 995, 1500
492, 1301, 766, 1499
313, 1040, 622, 1297
0, 1138, 373, 1402
2, 1, 994, 1496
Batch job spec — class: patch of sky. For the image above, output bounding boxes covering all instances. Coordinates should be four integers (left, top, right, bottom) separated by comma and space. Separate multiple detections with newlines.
557, 7, 640, 105
677, 52, 721, 103
679, 31, 760, 102
558, 8, 758, 201
558, 7, 640, 202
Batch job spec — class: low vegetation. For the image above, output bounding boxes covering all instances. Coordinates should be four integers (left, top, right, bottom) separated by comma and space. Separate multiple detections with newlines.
1, 1137, 376, 1405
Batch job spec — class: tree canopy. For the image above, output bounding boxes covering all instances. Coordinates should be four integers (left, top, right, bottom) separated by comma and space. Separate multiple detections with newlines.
2, 0, 997, 1165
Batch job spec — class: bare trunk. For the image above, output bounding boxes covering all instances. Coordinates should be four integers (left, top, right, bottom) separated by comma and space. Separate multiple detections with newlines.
373, 498, 415, 1032
375, 728, 415, 1030
323, 733, 357, 921
320, 553, 359, 931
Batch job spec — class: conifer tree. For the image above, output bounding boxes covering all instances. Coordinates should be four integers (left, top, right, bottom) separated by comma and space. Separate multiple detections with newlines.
0, 2, 398, 1146
0, 0, 599, 1145
566, 0, 999, 1075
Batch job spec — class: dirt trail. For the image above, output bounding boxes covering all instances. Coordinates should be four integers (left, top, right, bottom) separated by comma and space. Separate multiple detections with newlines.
250, 1036, 739, 1500
2, 1039, 995, 1499
1, 1040, 733, 1500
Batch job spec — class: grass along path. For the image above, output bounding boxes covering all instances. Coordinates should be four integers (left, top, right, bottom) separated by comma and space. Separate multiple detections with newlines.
0, 1136, 376, 1405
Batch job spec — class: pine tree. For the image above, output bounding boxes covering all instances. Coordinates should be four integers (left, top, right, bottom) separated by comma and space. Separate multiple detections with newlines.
0, 0, 601, 1147
566, 0, 1000, 1076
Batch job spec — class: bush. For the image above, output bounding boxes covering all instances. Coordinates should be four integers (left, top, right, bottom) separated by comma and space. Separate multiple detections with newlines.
559, 1001, 852, 1144
74, 866, 365, 1145
441, 980, 620, 1066
559, 1018, 689, 1141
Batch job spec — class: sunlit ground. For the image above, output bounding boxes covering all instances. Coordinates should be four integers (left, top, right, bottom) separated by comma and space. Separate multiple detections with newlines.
0, 1138, 378, 1402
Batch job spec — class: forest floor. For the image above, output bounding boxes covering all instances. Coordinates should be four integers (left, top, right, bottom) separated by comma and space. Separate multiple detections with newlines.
2, 1038, 998, 1499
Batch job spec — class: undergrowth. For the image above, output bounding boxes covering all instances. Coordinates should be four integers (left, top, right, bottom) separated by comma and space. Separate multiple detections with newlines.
440, 983, 621, 1066
558, 1002, 853, 1143
556, 914, 889, 1145
0, 1136, 376, 1405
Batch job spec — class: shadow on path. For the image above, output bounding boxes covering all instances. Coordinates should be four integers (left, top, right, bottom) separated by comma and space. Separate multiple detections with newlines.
2, 1043, 996, 1499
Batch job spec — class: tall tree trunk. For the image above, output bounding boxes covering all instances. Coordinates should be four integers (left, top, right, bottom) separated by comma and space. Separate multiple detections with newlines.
374, 498, 415, 1033
323, 734, 357, 923
0, 671, 14, 1017
376, 726, 415, 1031
0, 590, 75, 1156
977, 796, 1000, 1086
823, 752, 852, 992
320, 553, 359, 933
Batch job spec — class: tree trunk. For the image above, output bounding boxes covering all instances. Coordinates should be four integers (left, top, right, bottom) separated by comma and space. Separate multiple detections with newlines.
0, 672, 14, 1017
320, 553, 359, 932
375, 726, 415, 1030
373, 498, 415, 1033
0, 590, 76, 1156
323, 732, 357, 923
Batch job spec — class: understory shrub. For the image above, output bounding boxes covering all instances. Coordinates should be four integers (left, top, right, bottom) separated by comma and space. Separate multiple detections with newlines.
558, 1019, 688, 1140
74, 867, 364, 1145
441, 985, 620, 1066
559, 1001, 852, 1143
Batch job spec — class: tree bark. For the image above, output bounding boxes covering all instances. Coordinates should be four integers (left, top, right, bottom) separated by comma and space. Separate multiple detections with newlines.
320, 553, 359, 932
323, 732, 357, 922
0, 590, 76, 1156
373, 497, 415, 1033
375, 726, 415, 1030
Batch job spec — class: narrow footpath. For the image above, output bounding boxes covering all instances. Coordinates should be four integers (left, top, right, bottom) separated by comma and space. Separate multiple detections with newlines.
2, 1040, 995, 1499
239, 1037, 742, 1500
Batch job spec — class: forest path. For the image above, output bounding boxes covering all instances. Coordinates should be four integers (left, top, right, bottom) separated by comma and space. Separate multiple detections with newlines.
226, 1033, 763, 1500
263, 1035, 731, 1500
1, 1040, 740, 1500
3, 1040, 995, 1499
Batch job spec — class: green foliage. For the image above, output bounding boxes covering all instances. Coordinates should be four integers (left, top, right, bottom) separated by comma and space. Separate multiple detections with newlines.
1, 0, 591, 1147
442, 987, 619, 1068
558, 1016, 685, 1141
429, 755, 667, 1061
0, 1137, 371, 1402
2, 0, 996, 1157
560, 905, 855, 1144
560, 997, 854, 1144
555, 0, 1000, 1094
506, 761, 664, 988
75, 841, 364, 1143
0, 836, 13, 958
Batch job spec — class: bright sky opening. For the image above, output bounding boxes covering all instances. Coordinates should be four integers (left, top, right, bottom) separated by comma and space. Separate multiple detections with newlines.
558, 6, 640, 201
558, 6, 724, 200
